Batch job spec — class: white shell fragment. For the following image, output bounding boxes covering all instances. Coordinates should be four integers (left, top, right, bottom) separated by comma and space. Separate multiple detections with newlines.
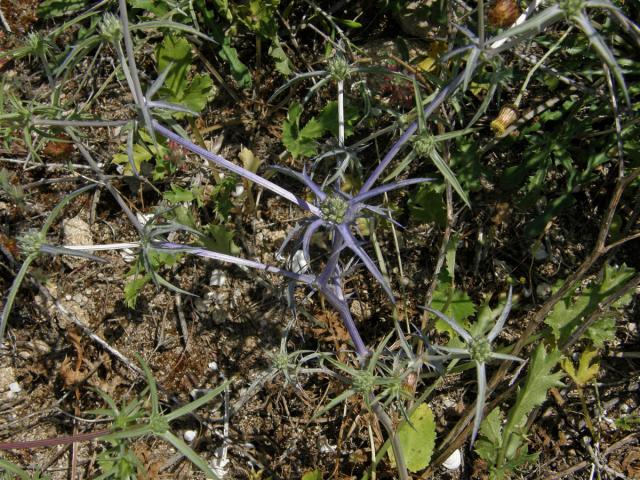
183, 430, 197, 443
210, 269, 228, 287
442, 448, 462, 470
291, 250, 309, 274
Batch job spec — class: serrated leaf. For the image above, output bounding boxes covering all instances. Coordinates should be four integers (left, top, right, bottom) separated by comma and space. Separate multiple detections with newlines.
164, 184, 196, 204
408, 182, 446, 227
203, 224, 240, 256
269, 40, 293, 76
124, 274, 151, 309
181, 73, 215, 113
505, 345, 564, 434
562, 347, 599, 388
113, 143, 152, 175
299, 117, 325, 139
282, 102, 319, 158
480, 408, 504, 446
389, 403, 436, 473
545, 263, 635, 346
431, 284, 476, 337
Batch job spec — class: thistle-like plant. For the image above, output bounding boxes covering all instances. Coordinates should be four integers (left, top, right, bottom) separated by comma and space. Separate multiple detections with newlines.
422, 287, 523, 445
152, 120, 435, 360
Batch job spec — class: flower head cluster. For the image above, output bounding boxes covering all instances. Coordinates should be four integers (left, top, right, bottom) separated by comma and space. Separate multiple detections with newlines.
423, 286, 523, 445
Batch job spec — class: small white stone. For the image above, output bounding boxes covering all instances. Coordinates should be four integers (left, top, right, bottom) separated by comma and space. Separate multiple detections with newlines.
231, 184, 244, 197
291, 250, 308, 274
136, 213, 154, 226
63, 216, 93, 247
208, 361, 218, 371
120, 248, 137, 263
183, 430, 197, 443
442, 449, 462, 470
209, 269, 228, 287
8, 382, 21, 394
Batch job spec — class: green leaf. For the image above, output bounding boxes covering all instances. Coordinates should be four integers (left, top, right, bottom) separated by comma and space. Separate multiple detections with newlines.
181, 73, 216, 114
562, 347, 600, 388
504, 345, 564, 437
220, 38, 252, 88
113, 142, 152, 175
408, 182, 446, 227
38, 0, 88, 18
480, 408, 504, 446
315, 101, 360, 139
203, 224, 240, 256
156, 35, 192, 97
282, 102, 318, 158
164, 184, 196, 204
545, 263, 635, 346
301, 470, 323, 480
389, 403, 436, 472
124, 274, 151, 309
475, 408, 504, 465
431, 281, 476, 337
269, 41, 293, 76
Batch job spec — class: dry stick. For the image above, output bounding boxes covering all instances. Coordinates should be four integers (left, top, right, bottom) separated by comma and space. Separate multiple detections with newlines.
429, 168, 640, 468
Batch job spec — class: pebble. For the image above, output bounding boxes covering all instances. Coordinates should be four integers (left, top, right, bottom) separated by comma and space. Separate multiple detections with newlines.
63, 216, 92, 246
442, 449, 462, 470
210, 269, 228, 287
183, 430, 197, 443
291, 250, 308, 274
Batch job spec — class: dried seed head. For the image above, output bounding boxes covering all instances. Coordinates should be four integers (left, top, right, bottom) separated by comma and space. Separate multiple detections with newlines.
320, 195, 349, 224
18, 230, 43, 257
488, 0, 521, 28
490, 105, 519, 136
99, 13, 122, 43
328, 55, 352, 82
469, 336, 492, 363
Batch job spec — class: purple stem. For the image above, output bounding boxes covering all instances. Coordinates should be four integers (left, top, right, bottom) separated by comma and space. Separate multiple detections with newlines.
359, 72, 465, 194
337, 224, 395, 302
152, 121, 321, 216
320, 283, 369, 358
